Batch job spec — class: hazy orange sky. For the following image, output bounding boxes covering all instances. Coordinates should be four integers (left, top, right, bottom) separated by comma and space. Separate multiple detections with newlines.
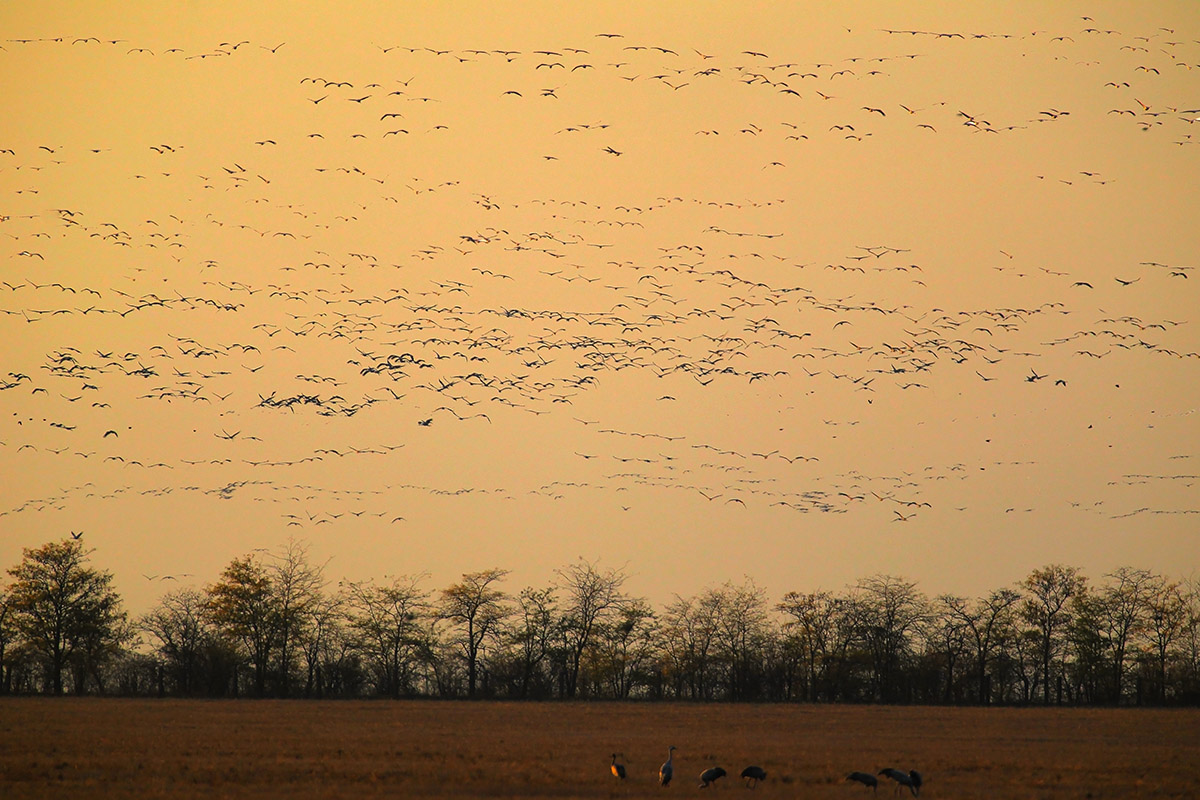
2, 2, 1197, 612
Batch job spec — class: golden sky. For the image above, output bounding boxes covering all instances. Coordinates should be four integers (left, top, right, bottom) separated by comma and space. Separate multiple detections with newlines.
2, 2, 1198, 612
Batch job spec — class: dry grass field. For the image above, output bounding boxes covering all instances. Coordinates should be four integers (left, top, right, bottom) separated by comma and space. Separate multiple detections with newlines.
1, 699, 1198, 799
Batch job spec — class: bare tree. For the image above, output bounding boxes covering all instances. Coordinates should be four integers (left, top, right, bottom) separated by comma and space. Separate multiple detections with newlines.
142, 586, 213, 695
591, 596, 658, 698
268, 538, 327, 697
297, 590, 347, 698
1142, 577, 1189, 702
1097, 567, 1156, 702
851, 575, 928, 702
942, 588, 1021, 704
778, 591, 821, 701
929, 596, 972, 702
661, 592, 720, 700
555, 559, 627, 698
1182, 578, 1200, 697
507, 585, 558, 698
779, 590, 844, 702
439, 568, 512, 697
343, 575, 429, 698
710, 579, 772, 700
6, 539, 126, 695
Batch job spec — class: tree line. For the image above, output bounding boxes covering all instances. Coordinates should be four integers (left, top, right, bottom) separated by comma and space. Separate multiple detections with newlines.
2, 538, 1198, 705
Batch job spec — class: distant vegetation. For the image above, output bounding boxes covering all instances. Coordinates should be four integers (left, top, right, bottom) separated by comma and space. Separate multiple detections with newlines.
2, 538, 1197, 704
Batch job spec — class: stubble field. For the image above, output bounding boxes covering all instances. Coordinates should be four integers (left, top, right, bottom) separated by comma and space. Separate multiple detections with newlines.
1, 699, 1197, 799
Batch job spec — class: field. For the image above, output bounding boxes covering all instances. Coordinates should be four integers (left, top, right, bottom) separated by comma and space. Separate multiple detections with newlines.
1, 700, 1198, 799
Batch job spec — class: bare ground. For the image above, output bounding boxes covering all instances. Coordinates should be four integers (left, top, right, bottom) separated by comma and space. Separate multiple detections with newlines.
1, 699, 1197, 799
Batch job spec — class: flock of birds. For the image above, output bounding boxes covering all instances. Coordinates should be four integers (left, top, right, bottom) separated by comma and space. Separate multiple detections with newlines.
607, 747, 922, 794
2, 10, 1197, 599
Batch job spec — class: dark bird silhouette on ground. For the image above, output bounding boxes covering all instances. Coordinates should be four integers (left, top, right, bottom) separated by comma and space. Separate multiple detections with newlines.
847, 771, 878, 790
879, 768, 921, 796
699, 767, 726, 788
740, 766, 767, 788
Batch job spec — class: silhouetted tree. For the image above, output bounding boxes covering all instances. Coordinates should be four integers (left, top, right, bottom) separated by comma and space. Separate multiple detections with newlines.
297, 590, 347, 698
851, 575, 928, 702
591, 596, 658, 698
929, 596, 972, 702
1097, 567, 1156, 703
779, 590, 827, 701
204, 554, 277, 696
141, 587, 214, 695
1142, 577, 1189, 702
942, 587, 1021, 704
0, 583, 14, 694
505, 585, 558, 698
70, 612, 135, 694
711, 579, 772, 700
439, 568, 511, 697
1068, 585, 1107, 702
268, 539, 327, 697
661, 590, 721, 700
343, 576, 429, 698
1181, 579, 1200, 700
6, 539, 126, 695
1021, 564, 1086, 704
555, 559, 627, 698
9, 540, 1200, 705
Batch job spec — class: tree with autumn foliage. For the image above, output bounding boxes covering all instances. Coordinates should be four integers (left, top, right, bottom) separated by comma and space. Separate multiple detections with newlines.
6, 539, 127, 695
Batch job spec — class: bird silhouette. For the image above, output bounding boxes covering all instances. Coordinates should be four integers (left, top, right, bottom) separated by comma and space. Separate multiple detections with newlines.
879, 768, 921, 796
660, 745, 676, 786
699, 766, 726, 788
847, 771, 878, 790
740, 766, 767, 788
610, 753, 626, 780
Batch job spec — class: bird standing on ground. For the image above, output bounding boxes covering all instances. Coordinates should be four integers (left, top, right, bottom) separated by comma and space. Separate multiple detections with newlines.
660, 745, 676, 786
740, 765, 767, 788
847, 771, 878, 790
699, 766, 726, 788
879, 768, 921, 796
611, 753, 626, 780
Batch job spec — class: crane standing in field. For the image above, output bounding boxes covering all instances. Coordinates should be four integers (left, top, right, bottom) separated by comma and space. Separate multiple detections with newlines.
699, 766, 726, 788
660, 745, 677, 786
846, 771, 878, 791
879, 768, 922, 796
610, 753, 626, 780
740, 765, 767, 788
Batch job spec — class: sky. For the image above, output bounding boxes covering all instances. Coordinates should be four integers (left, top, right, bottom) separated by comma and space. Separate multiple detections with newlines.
2, 2, 1198, 614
